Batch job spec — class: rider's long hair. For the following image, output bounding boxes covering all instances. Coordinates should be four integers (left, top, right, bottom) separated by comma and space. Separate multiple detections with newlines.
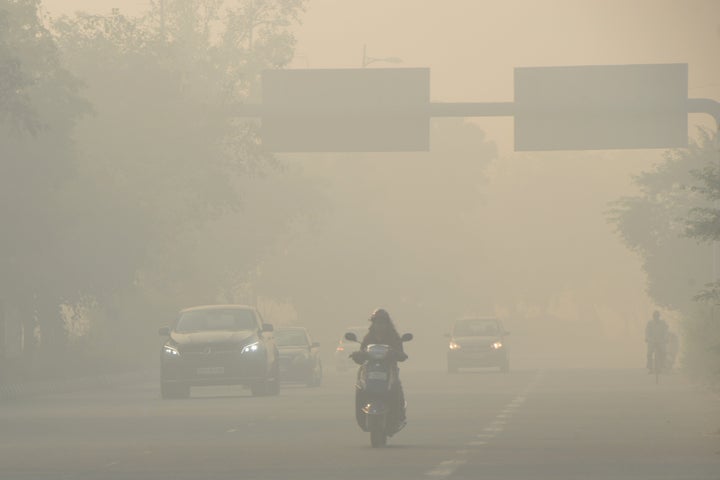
366, 309, 402, 346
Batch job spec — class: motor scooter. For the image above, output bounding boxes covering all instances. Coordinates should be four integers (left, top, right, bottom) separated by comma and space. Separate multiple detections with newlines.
345, 331, 413, 448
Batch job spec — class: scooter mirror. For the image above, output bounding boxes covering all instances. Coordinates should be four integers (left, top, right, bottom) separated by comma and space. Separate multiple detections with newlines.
344, 332, 359, 342
401, 333, 413, 342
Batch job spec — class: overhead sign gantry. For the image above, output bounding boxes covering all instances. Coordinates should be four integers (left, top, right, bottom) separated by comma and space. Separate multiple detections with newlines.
236, 63, 719, 153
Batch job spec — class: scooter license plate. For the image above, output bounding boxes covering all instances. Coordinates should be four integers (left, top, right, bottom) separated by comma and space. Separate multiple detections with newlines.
368, 371, 388, 380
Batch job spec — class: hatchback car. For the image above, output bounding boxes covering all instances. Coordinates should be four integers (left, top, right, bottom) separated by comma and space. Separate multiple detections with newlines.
275, 326, 322, 387
158, 304, 279, 398
334, 326, 368, 372
446, 317, 510, 373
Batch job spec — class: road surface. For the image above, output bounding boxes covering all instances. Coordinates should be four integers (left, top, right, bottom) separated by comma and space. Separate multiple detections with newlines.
0, 367, 718, 479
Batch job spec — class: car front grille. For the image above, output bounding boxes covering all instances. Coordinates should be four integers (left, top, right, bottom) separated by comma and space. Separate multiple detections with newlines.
460, 344, 492, 352
179, 343, 239, 355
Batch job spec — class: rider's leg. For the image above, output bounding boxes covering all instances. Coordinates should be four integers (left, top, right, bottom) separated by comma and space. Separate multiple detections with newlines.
657, 346, 666, 373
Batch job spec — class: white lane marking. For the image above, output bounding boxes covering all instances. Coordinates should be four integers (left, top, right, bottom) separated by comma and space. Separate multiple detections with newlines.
105, 461, 120, 467
474, 370, 543, 441
426, 370, 545, 478
425, 459, 467, 477
226, 428, 237, 433
467, 440, 488, 446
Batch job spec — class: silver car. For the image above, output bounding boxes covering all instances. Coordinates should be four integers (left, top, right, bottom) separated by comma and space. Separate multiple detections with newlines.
446, 317, 510, 373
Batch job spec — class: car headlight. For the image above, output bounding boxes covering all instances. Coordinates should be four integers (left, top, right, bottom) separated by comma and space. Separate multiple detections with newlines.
491, 341, 503, 350
449, 341, 461, 350
163, 345, 180, 357
241, 342, 260, 354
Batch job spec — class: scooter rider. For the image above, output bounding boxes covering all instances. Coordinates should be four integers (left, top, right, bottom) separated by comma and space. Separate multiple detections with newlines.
351, 308, 408, 424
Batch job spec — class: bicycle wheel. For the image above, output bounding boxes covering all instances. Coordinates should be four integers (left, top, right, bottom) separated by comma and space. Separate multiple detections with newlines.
654, 349, 664, 384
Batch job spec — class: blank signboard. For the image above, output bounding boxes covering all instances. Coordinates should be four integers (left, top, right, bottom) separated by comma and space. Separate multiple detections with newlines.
261, 68, 430, 152
514, 64, 688, 151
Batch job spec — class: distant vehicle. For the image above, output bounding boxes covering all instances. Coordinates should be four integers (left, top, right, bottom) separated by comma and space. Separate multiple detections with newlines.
334, 326, 368, 372
446, 317, 510, 373
158, 304, 280, 398
275, 326, 322, 387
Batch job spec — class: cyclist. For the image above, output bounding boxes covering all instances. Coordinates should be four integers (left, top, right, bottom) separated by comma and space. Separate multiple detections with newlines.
645, 310, 668, 374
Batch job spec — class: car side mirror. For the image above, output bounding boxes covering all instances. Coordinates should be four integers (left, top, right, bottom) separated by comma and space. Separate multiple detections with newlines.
158, 326, 170, 336
344, 332, 358, 342
401, 333, 413, 342
262, 323, 274, 332
311, 341, 320, 348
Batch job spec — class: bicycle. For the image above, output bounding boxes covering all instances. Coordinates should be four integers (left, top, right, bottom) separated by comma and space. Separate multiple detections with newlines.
649, 345, 666, 384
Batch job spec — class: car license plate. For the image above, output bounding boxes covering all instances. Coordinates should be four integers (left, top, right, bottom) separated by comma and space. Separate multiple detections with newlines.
368, 371, 388, 380
466, 353, 490, 360
197, 366, 224, 375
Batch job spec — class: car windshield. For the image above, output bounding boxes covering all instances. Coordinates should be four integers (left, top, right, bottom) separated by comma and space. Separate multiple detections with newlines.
453, 319, 500, 337
175, 309, 258, 333
275, 329, 309, 347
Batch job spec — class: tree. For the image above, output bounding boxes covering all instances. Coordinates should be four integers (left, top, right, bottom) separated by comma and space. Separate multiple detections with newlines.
686, 133, 720, 302
0, 0, 90, 367
609, 131, 716, 312
43, 0, 309, 367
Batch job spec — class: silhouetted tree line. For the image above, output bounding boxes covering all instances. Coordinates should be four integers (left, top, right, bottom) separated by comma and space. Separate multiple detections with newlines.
0, 0, 309, 380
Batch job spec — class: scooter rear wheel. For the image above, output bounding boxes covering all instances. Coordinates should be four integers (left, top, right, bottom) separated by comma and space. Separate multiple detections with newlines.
370, 428, 387, 448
